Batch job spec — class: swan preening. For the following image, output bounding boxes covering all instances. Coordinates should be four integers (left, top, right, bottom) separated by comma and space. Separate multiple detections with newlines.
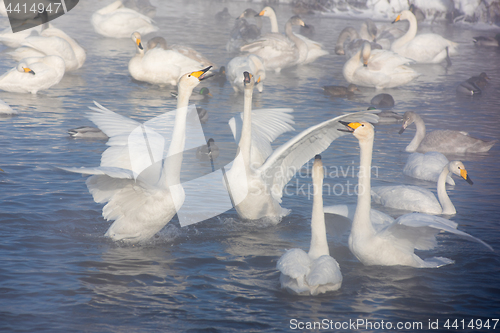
277, 155, 342, 296
391, 10, 458, 65
226, 71, 378, 222
372, 160, 473, 215
343, 42, 419, 89
399, 111, 497, 153
338, 121, 491, 267
61, 67, 212, 243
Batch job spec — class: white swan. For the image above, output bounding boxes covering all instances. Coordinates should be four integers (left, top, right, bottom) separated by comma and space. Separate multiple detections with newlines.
60, 67, 212, 243
372, 160, 473, 215
146, 36, 215, 68
227, 54, 266, 93
0, 55, 66, 94
256, 6, 328, 64
339, 121, 492, 267
335, 26, 382, 58
225, 71, 378, 221
391, 10, 458, 64
403, 152, 455, 185
0, 25, 46, 48
240, 16, 308, 73
343, 42, 419, 89
9, 26, 86, 71
399, 111, 497, 153
91, 0, 158, 38
128, 32, 204, 86
277, 155, 342, 296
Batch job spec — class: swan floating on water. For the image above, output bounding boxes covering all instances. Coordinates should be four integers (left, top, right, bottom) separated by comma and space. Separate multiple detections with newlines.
399, 111, 497, 153
343, 42, 419, 89
372, 160, 473, 215
277, 155, 343, 296
0, 55, 66, 94
338, 121, 492, 267
391, 10, 458, 65
403, 152, 455, 185
60, 67, 212, 243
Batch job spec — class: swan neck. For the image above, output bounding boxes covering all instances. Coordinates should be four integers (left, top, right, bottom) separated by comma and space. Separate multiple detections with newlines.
393, 13, 417, 50
239, 85, 253, 166
286, 23, 308, 63
406, 115, 426, 152
98, 0, 123, 14
268, 10, 279, 33
308, 173, 329, 260
437, 166, 456, 214
343, 49, 362, 80
352, 136, 375, 236
161, 83, 194, 186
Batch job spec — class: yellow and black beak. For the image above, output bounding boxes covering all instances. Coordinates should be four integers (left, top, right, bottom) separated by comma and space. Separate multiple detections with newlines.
23, 67, 35, 75
190, 66, 212, 81
338, 121, 361, 133
392, 14, 401, 24
243, 71, 253, 84
257, 9, 265, 17
460, 168, 473, 185
136, 38, 143, 50
398, 122, 408, 135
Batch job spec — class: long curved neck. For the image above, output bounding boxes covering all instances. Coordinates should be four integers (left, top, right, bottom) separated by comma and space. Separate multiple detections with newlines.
239, 84, 253, 168
267, 10, 279, 33
162, 83, 194, 186
392, 13, 417, 50
352, 135, 376, 237
437, 165, 456, 214
406, 114, 426, 152
308, 172, 329, 260
335, 27, 359, 54
285, 22, 308, 64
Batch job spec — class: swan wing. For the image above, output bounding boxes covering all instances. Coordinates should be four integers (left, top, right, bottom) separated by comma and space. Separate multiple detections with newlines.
277, 248, 311, 279
306, 255, 342, 290
58, 166, 134, 179
419, 130, 497, 153
229, 108, 295, 165
384, 213, 493, 251
259, 111, 379, 202
371, 185, 442, 214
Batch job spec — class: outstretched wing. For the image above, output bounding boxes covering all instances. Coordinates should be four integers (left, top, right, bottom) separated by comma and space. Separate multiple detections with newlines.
229, 108, 294, 167
259, 111, 379, 202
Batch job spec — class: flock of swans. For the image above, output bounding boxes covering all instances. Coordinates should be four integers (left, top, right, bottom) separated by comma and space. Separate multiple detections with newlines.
0, 0, 497, 296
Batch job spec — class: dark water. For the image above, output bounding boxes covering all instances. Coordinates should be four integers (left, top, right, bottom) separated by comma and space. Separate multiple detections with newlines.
1, 1, 500, 332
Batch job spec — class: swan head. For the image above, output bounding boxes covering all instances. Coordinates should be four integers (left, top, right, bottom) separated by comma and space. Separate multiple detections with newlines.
243, 71, 255, 89
257, 6, 275, 18
288, 15, 306, 28
17, 63, 35, 75
361, 42, 372, 67
147, 36, 167, 51
448, 161, 473, 185
399, 111, 417, 134
131, 32, 144, 51
312, 155, 324, 181
178, 66, 212, 89
392, 10, 414, 24
338, 121, 374, 141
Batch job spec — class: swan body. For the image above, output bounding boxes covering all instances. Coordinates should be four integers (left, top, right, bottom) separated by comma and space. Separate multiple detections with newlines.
9, 26, 86, 71
0, 25, 46, 48
391, 10, 458, 64
343, 42, 419, 89
403, 152, 455, 185
60, 67, 212, 243
68, 126, 108, 139
146, 35, 215, 68
240, 16, 308, 73
340, 121, 491, 267
0, 55, 65, 94
129, 32, 204, 86
226, 72, 379, 221
277, 155, 342, 296
227, 54, 266, 93
257, 7, 328, 64
91, 0, 158, 38
399, 111, 497, 153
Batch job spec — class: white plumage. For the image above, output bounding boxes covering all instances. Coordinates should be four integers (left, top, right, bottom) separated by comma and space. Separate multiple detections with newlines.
227, 54, 266, 93
403, 152, 455, 185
